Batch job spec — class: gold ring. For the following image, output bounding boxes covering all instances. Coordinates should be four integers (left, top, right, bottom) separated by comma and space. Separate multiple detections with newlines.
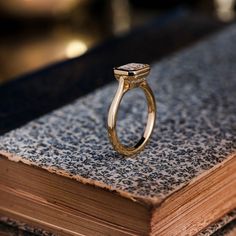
107, 63, 156, 156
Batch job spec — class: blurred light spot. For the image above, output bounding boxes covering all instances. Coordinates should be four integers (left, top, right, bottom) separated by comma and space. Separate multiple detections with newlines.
0, 0, 79, 16
215, 0, 235, 21
65, 40, 87, 58
111, 0, 131, 35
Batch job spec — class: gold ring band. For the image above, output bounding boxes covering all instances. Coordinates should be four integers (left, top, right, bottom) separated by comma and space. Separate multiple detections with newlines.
107, 63, 156, 156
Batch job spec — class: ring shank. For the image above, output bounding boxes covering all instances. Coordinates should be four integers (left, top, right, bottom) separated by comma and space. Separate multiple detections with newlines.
107, 78, 156, 156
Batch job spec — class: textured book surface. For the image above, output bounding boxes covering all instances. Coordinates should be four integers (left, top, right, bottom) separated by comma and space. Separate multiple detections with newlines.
213, 219, 236, 236
0, 216, 54, 236
0, 25, 236, 204
199, 210, 236, 236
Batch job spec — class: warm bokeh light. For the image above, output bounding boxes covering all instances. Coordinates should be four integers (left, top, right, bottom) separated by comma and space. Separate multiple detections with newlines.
0, 0, 79, 16
65, 40, 88, 58
215, 0, 235, 21
0, 0, 235, 83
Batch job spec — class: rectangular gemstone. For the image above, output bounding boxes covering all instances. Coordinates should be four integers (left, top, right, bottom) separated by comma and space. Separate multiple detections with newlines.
117, 63, 149, 71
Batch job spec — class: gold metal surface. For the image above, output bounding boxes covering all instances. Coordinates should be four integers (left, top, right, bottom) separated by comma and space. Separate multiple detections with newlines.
107, 63, 156, 156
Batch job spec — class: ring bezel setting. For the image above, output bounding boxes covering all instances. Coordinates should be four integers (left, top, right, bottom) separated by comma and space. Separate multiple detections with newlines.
113, 63, 150, 84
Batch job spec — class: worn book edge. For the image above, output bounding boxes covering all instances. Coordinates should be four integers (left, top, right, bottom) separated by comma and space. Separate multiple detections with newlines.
0, 207, 235, 236
198, 209, 236, 236
1, 149, 235, 207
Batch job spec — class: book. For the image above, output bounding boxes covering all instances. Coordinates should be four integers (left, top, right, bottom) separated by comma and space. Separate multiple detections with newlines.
0, 216, 54, 236
212, 218, 236, 236
1, 210, 236, 236
199, 210, 236, 236
0, 24, 236, 235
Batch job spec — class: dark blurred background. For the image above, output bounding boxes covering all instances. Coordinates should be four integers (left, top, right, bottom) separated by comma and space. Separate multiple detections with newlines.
0, 0, 235, 84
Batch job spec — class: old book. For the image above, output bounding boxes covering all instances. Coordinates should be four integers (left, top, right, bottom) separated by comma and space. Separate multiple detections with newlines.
1, 210, 236, 236
199, 210, 236, 236
212, 218, 236, 236
0, 24, 236, 236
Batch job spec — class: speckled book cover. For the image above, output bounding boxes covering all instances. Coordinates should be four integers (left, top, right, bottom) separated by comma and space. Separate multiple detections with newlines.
0, 24, 236, 235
